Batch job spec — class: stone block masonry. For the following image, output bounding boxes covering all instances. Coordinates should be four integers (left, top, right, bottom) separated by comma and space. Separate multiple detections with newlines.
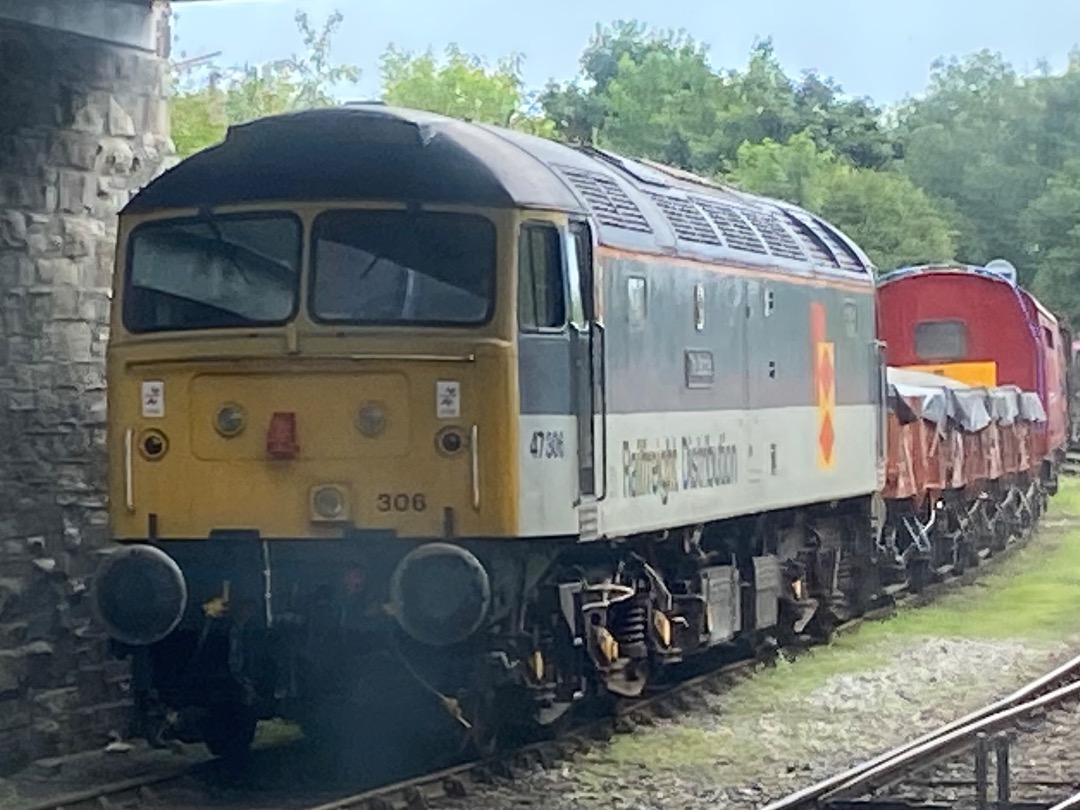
0, 10, 172, 774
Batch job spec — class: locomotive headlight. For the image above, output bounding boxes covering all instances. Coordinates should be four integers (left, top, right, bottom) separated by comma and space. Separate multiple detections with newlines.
139, 429, 168, 460
214, 403, 246, 437
356, 403, 386, 438
311, 484, 349, 522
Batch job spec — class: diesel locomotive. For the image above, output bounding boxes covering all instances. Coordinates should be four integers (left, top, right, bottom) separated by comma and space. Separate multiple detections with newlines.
88, 105, 1064, 758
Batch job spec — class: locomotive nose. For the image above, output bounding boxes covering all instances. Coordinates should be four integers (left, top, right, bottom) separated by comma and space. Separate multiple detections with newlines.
389, 542, 491, 647
91, 544, 187, 646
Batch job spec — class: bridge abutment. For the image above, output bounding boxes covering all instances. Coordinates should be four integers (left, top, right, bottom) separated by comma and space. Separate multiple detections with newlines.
0, 0, 173, 772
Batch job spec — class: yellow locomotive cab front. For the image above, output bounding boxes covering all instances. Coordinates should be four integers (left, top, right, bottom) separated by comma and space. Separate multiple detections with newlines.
107, 203, 521, 543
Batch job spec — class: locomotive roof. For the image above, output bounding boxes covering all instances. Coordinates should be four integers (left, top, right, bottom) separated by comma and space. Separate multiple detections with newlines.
124, 104, 874, 278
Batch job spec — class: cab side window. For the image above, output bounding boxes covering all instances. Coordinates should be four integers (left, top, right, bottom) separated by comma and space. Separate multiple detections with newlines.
518, 223, 565, 330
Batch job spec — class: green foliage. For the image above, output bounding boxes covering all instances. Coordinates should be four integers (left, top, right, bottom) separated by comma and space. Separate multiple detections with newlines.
1024, 157, 1080, 326
167, 10, 1080, 321
169, 10, 359, 157
894, 50, 1080, 287
597, 36, 734, 172
541, 27, 893, 172
729, 131, 835, 211
379, 45, 554, 136
818, 166, 957, 271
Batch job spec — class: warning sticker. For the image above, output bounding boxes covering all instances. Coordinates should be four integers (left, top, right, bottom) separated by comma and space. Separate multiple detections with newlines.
141, 381, 165, 418
436, 381, 460, 419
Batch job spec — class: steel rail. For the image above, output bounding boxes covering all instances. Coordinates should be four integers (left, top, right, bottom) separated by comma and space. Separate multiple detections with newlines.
760, 651, 1080, 810
820, 679, 1080, 802
13, 763, 201, 810
1049, 790, 1080, 810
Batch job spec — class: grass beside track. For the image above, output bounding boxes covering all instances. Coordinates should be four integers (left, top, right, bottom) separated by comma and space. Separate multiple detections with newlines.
586, 481, 1080, 776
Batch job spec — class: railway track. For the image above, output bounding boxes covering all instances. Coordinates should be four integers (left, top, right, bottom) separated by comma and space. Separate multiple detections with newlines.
1063, 450, 1080, 477
760, 648, 1080, 810
16, 526, 1042, 810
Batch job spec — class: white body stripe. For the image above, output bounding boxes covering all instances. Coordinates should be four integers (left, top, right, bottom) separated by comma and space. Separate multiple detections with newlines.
518, 415, 580, 537
518, 406, 879, 538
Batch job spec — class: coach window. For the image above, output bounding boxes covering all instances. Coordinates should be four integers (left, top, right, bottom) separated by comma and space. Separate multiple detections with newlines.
914, 319, 967, 362
518, 223, 566, 330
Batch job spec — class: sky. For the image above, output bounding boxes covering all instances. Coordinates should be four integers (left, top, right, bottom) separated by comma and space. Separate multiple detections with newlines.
170, 0, 1080, 106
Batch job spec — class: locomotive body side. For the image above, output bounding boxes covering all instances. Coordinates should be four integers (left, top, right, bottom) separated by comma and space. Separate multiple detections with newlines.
515, 246, 881, 540
498, 128, 882, 541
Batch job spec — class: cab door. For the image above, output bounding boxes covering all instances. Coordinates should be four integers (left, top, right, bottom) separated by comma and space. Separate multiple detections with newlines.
566, 219, 605, 506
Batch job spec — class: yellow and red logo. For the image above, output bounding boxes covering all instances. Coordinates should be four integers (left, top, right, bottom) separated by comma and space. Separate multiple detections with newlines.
811, 303, 835, 470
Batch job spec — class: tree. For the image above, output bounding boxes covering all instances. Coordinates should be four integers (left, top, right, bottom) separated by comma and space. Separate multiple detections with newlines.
1023, 158, 1080, 324
728, 130, 835, 211
893, 50, 1052, 281
818, 166, 956, 271
540, 22, 724, 149
540, 25, 892, 174
169, 10, 359, 157
379, 45, 554, 135
597, 42, 737, 172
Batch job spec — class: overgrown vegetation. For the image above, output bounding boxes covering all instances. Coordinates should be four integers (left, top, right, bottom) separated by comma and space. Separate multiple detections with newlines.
169, 11, 1080, 322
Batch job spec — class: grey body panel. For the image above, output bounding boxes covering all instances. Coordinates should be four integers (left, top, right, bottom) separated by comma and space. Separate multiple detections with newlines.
519, 333, 575, 415
600, 256, 875, 415
520, 253, 876, 416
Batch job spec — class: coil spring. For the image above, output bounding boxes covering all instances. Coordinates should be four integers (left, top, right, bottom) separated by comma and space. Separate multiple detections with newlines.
611, 603, 647, 655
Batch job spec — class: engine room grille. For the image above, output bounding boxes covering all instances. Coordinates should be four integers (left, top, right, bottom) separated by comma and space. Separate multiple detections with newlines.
555, 165, 653, 233
645, 192, 722, 245
740, 206, 809, 262
693, 197, 769, 255
780, 209, 840, 267
784, 208, 866, 272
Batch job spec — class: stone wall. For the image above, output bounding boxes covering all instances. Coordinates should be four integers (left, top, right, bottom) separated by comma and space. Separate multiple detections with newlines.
0, 15, 171, 774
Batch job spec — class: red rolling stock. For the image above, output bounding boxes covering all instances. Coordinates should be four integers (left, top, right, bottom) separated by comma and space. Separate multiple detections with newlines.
877, 261, 1070, 491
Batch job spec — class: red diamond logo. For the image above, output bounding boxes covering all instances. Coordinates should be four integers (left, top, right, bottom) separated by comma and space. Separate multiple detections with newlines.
819, 346, 834, 399
819, 411, 835, 461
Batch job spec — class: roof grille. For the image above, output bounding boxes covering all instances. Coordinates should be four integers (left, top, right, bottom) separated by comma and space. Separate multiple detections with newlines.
784, 209, 865, 272
693, 197, 769, 255
554, 165, 652, 233
780, 209, 839, 267
645, 192, 722, 245
740, 206, 808, 261
811, 217, 866, 272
